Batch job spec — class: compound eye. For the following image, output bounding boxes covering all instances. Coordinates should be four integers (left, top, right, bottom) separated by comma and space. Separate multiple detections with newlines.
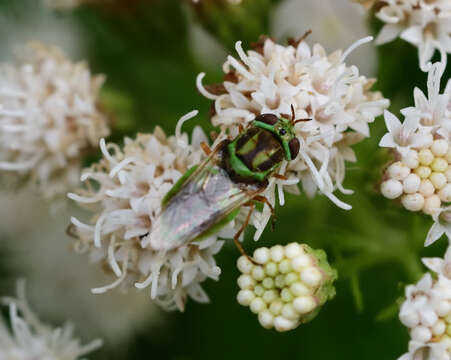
289, 137, 300, 159
255, 113, 278, 125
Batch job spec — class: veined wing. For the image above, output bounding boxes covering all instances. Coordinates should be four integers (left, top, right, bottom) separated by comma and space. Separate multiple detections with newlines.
148, 156, 262, 252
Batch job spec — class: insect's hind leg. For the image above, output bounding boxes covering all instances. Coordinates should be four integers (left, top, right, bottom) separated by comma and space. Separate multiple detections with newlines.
233, 203, 259, 264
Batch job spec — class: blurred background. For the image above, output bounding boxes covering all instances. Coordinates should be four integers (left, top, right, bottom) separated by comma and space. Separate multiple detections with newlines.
0, 0, 450, 359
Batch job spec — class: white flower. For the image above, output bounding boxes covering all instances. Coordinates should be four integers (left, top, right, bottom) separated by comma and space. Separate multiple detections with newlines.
398, 252, 451, 360
379, 110, 430, 157
197, 36, 389, 228
356, 0, 451, 67
69, 111, 247, 311
426, 206, 451, 246
380, 55, 451, 219
0, 42, 110, 199
0, 281, 102, 360
423, 246, 451, 279
236, 243, 337, 332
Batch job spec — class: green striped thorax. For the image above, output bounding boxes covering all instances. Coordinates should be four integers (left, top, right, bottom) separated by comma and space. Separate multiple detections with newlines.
225, 114, 300, 183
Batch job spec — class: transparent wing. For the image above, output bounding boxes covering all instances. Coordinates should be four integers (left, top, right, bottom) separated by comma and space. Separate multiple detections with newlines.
148, 156, 262, 251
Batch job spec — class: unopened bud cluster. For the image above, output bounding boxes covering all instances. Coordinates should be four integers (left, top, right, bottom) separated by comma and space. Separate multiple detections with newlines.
381, 139, 451, 215
236, 243, 337, 332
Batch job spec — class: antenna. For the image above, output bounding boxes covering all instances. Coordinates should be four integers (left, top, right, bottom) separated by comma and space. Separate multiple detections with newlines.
290, 104, 311, 124
293, 118, 311, 125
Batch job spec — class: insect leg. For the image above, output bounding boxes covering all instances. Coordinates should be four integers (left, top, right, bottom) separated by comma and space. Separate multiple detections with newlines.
272, 173, 288, 181
201, 139, 228, 157
253, 195, 277, 230
233, 204, 258, 264
200, 142, 212, 156
210, 131, 219, 141
288, 30, 312, 48
299, 29, 312, 43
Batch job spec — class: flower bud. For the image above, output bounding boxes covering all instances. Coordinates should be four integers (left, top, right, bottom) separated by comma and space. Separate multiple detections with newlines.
419, 149, 434, 166
387, 162, 410, 180
401, 193, 425, 212
402, 174, 421, 194
432, 158, 448, 173
236, 243, 337, 331
431, 172, 447, 190
431, 139, 449, 157
419, 179, 435, 197
402, 150, 419, 169
423, 195, 441, 215
381, 179, 403, 199
439, 184, 451, 202
415, 166, 432, 179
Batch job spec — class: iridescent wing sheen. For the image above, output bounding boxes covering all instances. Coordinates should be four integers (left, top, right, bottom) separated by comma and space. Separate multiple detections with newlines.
148, 155, 262, 252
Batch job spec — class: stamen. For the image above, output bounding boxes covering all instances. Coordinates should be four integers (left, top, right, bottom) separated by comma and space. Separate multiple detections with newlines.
196, 73, 219, 100
341, 36, 373, 63
94, 213, 107, 248
175, 110, 199, 140
91, 252, 129, 294
99, 138, 117, 165
226, 55, 255, 80
109, 157, 138, 178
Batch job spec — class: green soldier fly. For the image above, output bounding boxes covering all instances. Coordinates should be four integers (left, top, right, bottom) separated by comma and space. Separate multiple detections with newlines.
148, 109, 307, 258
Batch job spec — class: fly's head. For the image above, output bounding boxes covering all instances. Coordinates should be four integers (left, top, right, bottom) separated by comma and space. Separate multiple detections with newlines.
253, 113, 300, 161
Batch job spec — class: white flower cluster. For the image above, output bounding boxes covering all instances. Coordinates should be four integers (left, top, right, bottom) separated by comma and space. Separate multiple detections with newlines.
236, 243, 337, 332
355, 0, 451, 66
0, 42, 109, 199
0, 281, 102, 360
197, 36, 389, 236
69, 112, 240, 311
379, 56, 451, 233
398, 247, 451, 360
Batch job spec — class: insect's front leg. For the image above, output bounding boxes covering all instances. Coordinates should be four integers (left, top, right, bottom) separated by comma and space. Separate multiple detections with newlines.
272, 173, 288, 181
253, 195, 277, 230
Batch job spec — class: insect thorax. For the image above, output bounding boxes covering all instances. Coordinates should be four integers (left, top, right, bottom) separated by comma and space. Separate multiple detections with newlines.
221, 127, 284, 184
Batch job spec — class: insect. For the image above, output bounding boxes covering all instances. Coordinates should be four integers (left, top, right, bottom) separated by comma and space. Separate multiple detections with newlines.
148, 109, 306, 259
